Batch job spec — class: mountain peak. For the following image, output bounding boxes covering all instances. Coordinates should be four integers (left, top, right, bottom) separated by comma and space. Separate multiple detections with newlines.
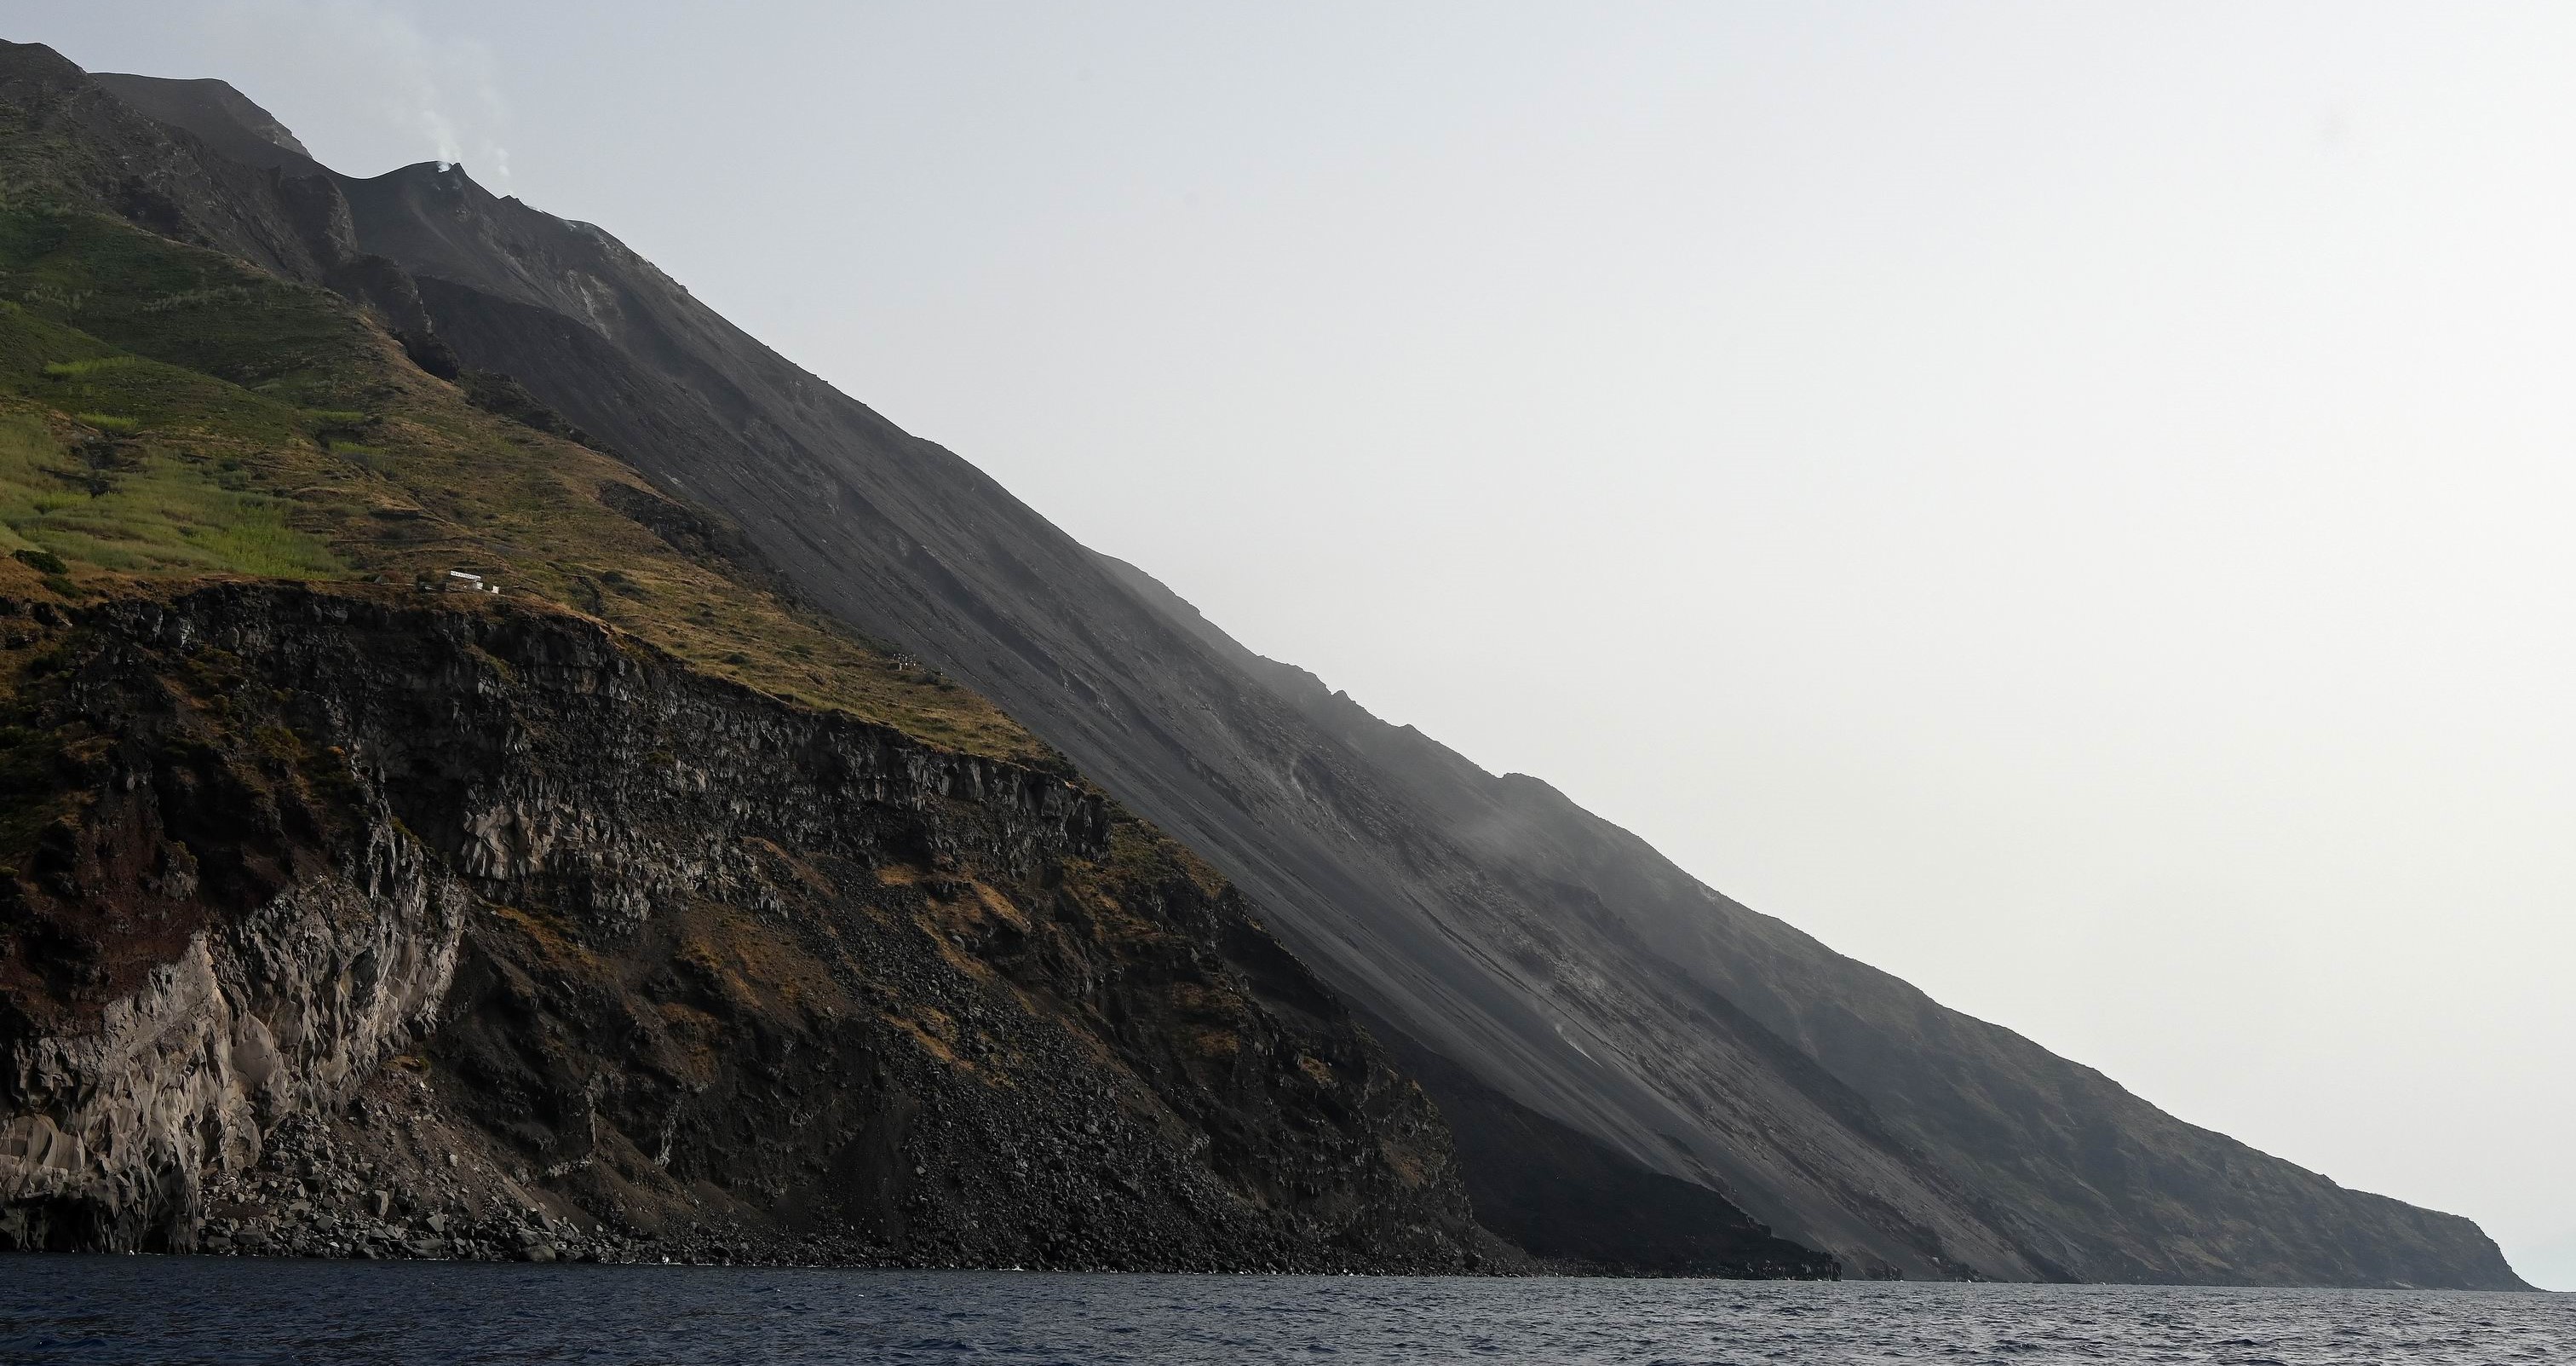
371, 159, 486, 196
91, 72, 321, 176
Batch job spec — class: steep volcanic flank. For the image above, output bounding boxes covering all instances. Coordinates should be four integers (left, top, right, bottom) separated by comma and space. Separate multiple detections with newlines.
297, 129, 2520, 1287
0, 40, 2529, 1286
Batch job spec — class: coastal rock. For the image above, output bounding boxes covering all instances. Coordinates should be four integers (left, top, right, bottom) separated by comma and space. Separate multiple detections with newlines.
0, 585, 1524, 1273
0, 787, 462, 1251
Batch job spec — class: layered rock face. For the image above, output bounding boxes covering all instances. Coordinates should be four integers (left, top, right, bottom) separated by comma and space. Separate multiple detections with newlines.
0, 585, 1517, 1271
0, 827, 462, 1251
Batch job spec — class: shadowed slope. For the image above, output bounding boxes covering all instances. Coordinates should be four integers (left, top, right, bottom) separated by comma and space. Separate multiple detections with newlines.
1169, 575, 2522, 1287
89, 73, 324, 177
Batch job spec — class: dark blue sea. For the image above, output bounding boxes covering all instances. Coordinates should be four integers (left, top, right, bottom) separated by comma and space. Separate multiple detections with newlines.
0, 1256, 2565, 1364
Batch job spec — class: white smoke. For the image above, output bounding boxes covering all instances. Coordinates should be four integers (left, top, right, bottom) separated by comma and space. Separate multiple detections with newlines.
185, 0, 513, 182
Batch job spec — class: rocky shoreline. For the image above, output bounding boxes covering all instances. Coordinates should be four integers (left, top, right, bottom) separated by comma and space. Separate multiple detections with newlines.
197, 1106, 1462, 1274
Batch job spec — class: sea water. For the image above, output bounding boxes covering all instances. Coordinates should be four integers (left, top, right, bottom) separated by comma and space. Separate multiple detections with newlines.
0, 1255, 2565, 1363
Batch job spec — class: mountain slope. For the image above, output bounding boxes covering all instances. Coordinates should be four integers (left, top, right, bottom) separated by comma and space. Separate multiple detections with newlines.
0, 42, 1550, 1274
1146, 572, 2519, 1286
61, 47, 2529, 1288
322, 156, 2034, 1280
87, 73, 324, 178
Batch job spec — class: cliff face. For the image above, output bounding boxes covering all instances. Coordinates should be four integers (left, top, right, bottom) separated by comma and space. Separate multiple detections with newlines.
0, 815, 463, 1252
0, 584, 1520, 1271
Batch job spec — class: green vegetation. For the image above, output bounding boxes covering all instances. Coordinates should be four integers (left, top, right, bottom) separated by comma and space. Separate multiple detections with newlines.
0, 412, 337, 577
0, 205, 1045, 764
41, 356, 142, 379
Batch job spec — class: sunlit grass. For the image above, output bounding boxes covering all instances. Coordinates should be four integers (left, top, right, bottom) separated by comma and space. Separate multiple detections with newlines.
0, 206, 1052, 765
0, 412, 338, 576
41, 355, 142, 379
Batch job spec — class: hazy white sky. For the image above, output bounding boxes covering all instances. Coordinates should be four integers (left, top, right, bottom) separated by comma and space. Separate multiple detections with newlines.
20, 1, 2575, 1287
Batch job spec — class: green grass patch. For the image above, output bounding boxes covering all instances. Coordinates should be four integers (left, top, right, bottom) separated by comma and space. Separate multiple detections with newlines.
41, 355, 142, 379
139, 284, 254, 314
0, 412, 338, 578
0, 314, 304, 450
0, 210, 369, 406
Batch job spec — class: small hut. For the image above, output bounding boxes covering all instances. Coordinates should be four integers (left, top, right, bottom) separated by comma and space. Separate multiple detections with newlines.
419, 568, 500, 596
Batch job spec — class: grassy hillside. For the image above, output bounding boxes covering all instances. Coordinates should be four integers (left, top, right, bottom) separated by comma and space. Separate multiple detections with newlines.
0, 205, 1045, 765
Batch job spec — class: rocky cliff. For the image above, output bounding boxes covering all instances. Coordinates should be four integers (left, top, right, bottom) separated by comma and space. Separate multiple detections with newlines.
0, 582, 1551, 1271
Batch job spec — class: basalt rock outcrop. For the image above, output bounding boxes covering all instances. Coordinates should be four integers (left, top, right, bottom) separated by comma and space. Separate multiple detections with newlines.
0, 822, 463, 1252
0, 584, 1522, 1271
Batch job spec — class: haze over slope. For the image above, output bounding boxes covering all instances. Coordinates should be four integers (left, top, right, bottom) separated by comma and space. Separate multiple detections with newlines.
59, 49, 2529, 1288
